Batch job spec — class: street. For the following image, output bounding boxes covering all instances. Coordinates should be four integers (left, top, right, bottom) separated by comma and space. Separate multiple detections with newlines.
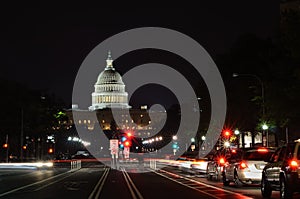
1, 161, 299, 199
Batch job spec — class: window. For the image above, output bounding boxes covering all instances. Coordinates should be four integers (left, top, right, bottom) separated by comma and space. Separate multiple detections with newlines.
278, 146, 286, 161
271, 148, 281, 163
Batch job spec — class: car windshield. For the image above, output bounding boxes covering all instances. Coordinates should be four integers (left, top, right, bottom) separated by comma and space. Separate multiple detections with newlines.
243, 151, 273, 161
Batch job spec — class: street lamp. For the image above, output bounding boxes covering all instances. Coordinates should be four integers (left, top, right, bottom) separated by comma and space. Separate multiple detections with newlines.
262, 123, 269, 147
232, 73, 265, 118
233, 73, 267, 147
262, 124, 269, 130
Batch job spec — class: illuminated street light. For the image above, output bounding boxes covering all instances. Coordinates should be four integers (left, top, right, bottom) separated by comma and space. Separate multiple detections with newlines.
172, 135, 177, 140
234, 129, 240, 135
191, 138, 195, 142
201, 136, 206, 141
224, 141, 230, 148
262, 124, 269, 130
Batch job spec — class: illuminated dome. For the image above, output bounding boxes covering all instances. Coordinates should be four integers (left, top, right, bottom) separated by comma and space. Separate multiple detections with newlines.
89, 52, 131, 110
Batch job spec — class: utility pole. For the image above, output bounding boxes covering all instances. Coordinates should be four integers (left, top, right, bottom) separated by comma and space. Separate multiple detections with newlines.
5, 134, 9, 163
286, 127, 289, 144
20, 109, 24, 162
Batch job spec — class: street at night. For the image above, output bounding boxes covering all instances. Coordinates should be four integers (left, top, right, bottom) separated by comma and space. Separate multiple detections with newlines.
1, 1, 300, 199
1, 161, 299, 199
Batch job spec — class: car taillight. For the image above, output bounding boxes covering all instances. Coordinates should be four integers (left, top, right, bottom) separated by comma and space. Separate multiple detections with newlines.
290, 160, 298, 172
219, 157, 225, 165
240, 162, 248, 169
257, 148, 268, 153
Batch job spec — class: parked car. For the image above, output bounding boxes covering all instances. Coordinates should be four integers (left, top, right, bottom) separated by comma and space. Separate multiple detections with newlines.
223, 147, 275, 187
261, 139, 300, 198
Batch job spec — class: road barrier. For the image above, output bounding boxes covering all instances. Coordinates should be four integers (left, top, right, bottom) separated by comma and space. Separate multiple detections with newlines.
149, 159, 157, 170
70, 160, 81, 171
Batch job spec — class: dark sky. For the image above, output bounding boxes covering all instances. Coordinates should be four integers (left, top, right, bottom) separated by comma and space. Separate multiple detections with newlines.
0, 2, 278, 106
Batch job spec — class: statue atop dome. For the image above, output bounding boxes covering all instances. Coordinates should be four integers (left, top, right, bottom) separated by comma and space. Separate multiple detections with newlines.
106, 51, 113, 68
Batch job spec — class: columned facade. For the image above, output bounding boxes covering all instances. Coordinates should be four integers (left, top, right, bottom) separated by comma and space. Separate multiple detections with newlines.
89, 52, 131, 110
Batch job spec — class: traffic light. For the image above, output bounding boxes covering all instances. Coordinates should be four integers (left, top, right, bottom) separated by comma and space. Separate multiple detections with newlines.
22, 145, 27, 150
126, 131, 132, 137
121, 136, 127, 142
223, 129, 232, 138
48, 148, 54, 154
120, 131, 134, 148
124, 140, 132, 147
3, 143, 8, 148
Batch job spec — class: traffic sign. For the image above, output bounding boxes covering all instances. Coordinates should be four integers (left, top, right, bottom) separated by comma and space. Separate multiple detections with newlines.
110, 139, 119, 155
124, 146, 130, 159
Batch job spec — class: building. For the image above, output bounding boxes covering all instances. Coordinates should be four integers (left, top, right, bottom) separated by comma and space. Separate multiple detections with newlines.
66, 52, 166, 138
89, 51, 131, 111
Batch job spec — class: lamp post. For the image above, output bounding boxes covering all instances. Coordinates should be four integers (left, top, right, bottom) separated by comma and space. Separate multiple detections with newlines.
262, 123, 269, 147
233, 73, 266, 146
232, 73, 265, 118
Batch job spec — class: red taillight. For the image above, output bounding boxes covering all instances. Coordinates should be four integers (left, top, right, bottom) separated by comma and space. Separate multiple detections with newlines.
219, 157, 225, 165
290, 160, 298, 171
257, 148, 268, 153
240, 162, 248, 169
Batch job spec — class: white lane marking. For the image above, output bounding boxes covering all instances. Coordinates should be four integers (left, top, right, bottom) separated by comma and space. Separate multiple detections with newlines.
122, 168, 138, 199
94, 168, 110, 199
0, 170, 76, 197
158, 169, 253, 199
34, 170, 79, 191
88, 167, 109, 199
121, 168, 144, 199
152, 169, 220, 199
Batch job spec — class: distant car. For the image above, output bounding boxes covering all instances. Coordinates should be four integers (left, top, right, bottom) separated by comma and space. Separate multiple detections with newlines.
223, 147, 275, 187
261, 140, 300, 198
177, 157, 196, 174
190, 158, 209, 175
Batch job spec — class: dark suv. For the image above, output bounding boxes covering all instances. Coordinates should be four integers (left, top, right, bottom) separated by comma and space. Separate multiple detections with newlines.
261, 140, 300, 198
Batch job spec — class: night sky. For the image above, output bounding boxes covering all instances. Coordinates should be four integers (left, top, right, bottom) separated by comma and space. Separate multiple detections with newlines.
0, 2, 278, 106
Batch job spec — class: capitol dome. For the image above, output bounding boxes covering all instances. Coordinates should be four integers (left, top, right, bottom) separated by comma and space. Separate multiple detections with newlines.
96, 68, 123, 85
89, 52, 131, 111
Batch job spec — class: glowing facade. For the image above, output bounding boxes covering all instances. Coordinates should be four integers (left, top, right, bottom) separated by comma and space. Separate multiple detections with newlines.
89, 52, 131, 110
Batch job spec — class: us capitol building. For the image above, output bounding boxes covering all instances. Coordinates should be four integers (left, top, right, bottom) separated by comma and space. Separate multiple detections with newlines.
66, 52, 164, 138
88, 52, 131, 111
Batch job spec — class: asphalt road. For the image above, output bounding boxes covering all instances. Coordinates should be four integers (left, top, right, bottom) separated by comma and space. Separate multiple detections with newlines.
0, 163, 299, 199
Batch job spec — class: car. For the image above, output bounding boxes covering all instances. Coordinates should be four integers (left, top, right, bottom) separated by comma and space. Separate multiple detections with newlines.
190, 158, 209, 175
177, 157, 196, 174
207, 148, 243, 181
261, 139, 300, 198
223, 147, 275, 187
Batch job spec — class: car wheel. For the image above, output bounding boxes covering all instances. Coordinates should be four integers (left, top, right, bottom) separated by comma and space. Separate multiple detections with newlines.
280, 176, 292, 199
207, 174, 212, 180
222, 172, 230, 186
214, 167, 221, 181
261, 174, 272, 198
234, 172, 243, 187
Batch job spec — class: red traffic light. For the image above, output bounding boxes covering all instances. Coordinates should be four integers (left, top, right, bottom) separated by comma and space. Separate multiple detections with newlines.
223, 129, 231, 137
3, 143, 8, 148
48, 148, 54, 154
124, 140, 132, 147
126, 131, 132, 137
